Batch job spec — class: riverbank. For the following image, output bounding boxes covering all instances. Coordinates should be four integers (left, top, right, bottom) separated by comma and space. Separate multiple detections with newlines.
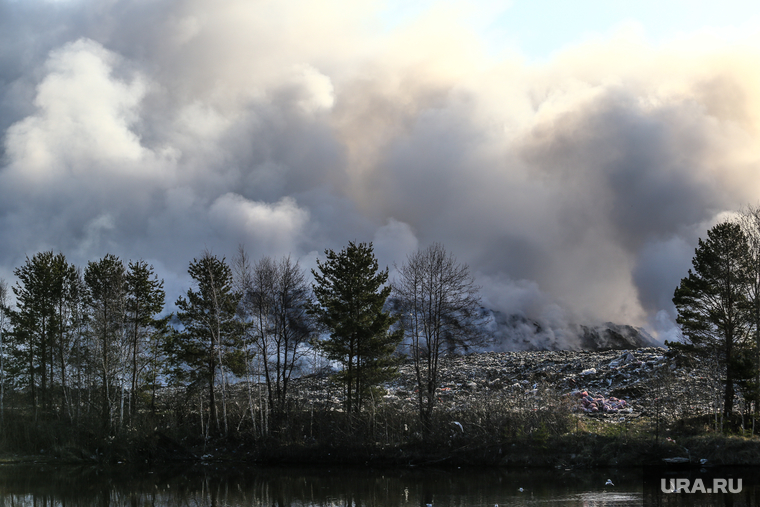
2, 429, 760, 469
1, 347, 757, 468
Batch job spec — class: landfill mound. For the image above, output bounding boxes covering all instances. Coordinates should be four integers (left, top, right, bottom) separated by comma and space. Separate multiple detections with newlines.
477, 308, 660, 351
295, 347, 719, 424
578, 323, 661, 350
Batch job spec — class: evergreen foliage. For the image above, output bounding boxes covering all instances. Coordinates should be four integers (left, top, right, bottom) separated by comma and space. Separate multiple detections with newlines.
11, 251, 84, 419
174, 252, 244, 435
4, 231, 760, 455
309, 241, 402, 413
672, 221, 753, 417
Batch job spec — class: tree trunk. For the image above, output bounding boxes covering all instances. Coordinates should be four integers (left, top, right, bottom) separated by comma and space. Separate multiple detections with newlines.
724, 327, 735, 419
131, 318, 139, 424
209, 357, 217, 435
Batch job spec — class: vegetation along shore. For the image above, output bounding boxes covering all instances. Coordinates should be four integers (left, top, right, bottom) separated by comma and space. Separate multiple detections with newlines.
3, 208, 760, 467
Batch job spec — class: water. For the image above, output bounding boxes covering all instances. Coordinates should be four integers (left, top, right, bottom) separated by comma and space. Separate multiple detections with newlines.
0, 463, 752, 506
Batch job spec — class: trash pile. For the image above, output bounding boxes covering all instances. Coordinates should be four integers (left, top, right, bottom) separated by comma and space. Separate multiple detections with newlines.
292, 347, 722, 423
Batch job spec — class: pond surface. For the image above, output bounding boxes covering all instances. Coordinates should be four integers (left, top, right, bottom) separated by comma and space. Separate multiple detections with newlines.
0, 463, 755, 507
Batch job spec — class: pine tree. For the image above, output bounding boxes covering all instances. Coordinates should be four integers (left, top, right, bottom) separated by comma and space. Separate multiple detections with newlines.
11, 251, 82, 419
738, 205, 760, 420
672, 221, 753, 418
49, 255, 85, 420
175, 252, 243, 436
12, 252, 56, 416
310, 242, 402, 413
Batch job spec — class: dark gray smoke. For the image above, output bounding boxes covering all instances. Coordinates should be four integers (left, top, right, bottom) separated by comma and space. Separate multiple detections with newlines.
1, 0, 759, 346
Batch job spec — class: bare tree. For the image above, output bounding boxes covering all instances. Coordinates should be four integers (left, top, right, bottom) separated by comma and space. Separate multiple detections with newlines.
238, 253, 276, 434
237, 252, 313, 431
85, 254, 127, 431
392, 243, 482, 429
124, 260, 166, 425
233, 246, 260, 433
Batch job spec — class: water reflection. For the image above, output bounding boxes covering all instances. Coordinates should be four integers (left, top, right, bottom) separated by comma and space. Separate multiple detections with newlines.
0, 463, 644, 507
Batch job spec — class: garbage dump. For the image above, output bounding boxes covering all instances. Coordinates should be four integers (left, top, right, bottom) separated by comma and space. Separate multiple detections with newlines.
292, 347, 725, 424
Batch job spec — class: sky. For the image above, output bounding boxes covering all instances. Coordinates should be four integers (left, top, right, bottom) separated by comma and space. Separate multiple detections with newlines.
1, 0, 760, 345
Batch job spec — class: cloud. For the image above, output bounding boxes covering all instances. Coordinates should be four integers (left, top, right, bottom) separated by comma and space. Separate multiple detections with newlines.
1, 0, 760, 342
5, 39, 148, 183
209, 193, 309, 255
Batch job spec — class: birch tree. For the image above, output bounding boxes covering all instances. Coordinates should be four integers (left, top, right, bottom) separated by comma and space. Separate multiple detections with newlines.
85, 254, 127, 430
238, 254, 314, 430
392, 243, 482, 429
124, 260, 166, 423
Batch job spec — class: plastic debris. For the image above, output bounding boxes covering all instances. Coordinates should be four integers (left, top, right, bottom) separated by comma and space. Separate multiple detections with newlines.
571, 390, 628, 414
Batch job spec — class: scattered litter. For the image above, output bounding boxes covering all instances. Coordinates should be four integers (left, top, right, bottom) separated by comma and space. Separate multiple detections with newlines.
662, 457, 690, 464
609, 351, 636, 368
290, 346, 720, 424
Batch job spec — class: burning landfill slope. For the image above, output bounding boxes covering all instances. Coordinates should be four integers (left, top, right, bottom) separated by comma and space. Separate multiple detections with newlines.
477, 307, 661, 352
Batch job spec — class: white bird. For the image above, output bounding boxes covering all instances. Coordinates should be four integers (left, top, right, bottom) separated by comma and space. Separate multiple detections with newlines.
605, 479, 614, 486
700, 458, 708, 465
518, 488, 524, 492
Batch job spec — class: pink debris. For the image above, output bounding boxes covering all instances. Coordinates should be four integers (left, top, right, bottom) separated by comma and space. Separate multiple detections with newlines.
570, 390, 628, 414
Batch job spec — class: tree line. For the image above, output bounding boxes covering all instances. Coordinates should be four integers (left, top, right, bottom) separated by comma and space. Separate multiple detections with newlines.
0, 241, 481, 441
1, 216, 758, 451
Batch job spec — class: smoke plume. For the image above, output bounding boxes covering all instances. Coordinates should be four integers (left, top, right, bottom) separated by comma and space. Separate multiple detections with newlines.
2, 0, 760, 346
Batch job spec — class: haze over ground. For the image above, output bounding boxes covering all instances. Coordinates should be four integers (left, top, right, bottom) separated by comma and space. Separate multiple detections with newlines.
2, 0, 760, 346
